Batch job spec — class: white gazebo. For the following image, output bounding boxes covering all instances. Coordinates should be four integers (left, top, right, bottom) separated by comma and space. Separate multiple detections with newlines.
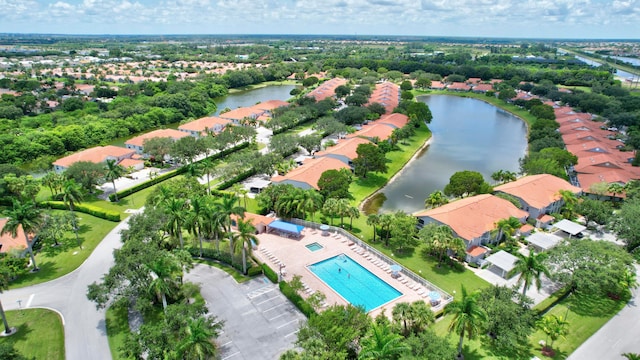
484, 250, 519, 278
552, 219, 586, 238
526, 232, 563, 252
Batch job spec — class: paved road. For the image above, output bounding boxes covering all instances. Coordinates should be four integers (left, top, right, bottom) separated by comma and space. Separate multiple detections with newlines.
2, 213, 137, 360
186, 264, 305, 360
568, 265, 640, 360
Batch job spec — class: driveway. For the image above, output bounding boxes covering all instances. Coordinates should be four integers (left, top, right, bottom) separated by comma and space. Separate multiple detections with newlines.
186, 264, 305, 360
567, 265, 640, 360
2, 211, 139, 360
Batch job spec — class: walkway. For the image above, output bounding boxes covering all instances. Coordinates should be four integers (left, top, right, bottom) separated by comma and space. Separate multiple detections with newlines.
186, 264, 305, 360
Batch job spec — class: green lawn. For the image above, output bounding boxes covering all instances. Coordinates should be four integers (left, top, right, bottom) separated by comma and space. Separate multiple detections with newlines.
106, 304, 130, 360
9, 211, 119, 289
431, 292, 627, 359
1, 309, 65, 360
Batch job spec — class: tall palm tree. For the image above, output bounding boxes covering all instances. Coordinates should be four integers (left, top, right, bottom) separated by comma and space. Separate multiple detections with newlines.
425, 190, 449, 208
62, 179, 84, 249
622, 353, 640, 360
186, 196, 209, 257
511, 251, 551, 300
164, 198, 188, 249
0, 266, 16, 335
42, 171, 64, 198
392, 302, 412, 337
379, 213, 394, 246
216, 195, 245, 262
1, 199, 43, 271
322, 198, 339, 226
185, 162, 204, 179
200, 158, 217, 196
300, 189, 323, 221
537, 314, 569, 353
177, 317, 218, 360
408, 300, 435, 335
347, 205, 360, 230
445, 285, 488, 359
367, 213, 380, 243
147, 256, 181, 311
104, 159, 126, 202
493, 216, 522, 244
558, 189, 578, 219
235, 218, 258, 274
358, 322, 409, 360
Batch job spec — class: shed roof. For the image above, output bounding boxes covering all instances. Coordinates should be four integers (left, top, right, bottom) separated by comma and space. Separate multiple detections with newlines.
526, 232, 563, 251
485, 250, 518, 274
269, 220, 304, 234
553, 219, 586, 236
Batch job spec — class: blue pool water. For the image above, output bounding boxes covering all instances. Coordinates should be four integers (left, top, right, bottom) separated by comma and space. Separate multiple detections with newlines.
306, 242, 323, 252
308, 254, 402, 312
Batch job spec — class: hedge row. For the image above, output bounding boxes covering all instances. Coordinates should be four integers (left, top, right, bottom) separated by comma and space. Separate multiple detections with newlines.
186, 247, 261, 275
40, 201, 121, 222
109, 141, 251, 202
271, 114, 316, 135
262, 262, 279, 283
279, 280, 316, 318
216, 169, 257, 190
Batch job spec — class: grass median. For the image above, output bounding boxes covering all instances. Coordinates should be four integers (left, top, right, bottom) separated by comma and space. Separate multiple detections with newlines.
3, 308, 65, 360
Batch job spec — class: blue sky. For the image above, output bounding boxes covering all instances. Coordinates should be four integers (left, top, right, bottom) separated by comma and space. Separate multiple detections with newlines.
0, 0, 638, 39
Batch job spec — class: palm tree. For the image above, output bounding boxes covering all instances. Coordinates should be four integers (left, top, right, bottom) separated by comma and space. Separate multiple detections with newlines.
445, 286, 488, 359
367, 213, 380, 242
420, 224, 455, 265
425, 190, 449, 208
300, 189, 323, 221
164, 198, 188, 249
511, 251, 551, 300
358, 322, 409, 360
392, 302, 412, 337
200, 158, 217, 196
177, 317, 218, 360
185, 162, 204, 179
537, 314, 569, 354
379, 213, 394, 246
408, 300, 435, 335
322, 198, 339, 226
216, 195, 245, 262
558, 189, 578, 219
618, 267, 638, 296
347, 205, 360, 230
104, 159, 126, 202
147, 256, 181, 311
1, 199, 43, 271
186, 196, 209, 257
235, 218, 258, 274
62, 179, 84, 249
622, 353, 640, 360
493, 216, 522, 243
42, 171, 64, 198
0, 267, 16, 335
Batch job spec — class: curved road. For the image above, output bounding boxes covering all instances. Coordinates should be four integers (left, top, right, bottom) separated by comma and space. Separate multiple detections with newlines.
2, 212, 137, 360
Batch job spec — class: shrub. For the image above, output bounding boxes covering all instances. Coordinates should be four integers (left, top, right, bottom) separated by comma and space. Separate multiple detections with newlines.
40, 201, 121, 221
247, 266, 263, 277
262, 263, 278, 283
187, 247, 244, 273
279, 281, 316, 318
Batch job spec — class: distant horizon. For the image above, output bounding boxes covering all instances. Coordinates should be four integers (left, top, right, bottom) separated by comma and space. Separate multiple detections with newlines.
1, 0, 638, 40
0, 32, 638, 43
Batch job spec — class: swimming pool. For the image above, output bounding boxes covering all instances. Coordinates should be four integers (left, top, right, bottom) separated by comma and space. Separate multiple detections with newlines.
308, 254, 402, 312
305, 242, 323, 252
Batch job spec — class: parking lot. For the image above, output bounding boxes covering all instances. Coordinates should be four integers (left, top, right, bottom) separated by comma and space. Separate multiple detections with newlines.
185, 264, 306, 360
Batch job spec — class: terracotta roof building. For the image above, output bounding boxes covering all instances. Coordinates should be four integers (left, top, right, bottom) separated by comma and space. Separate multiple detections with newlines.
178, 116, 232, 137
414, 194, 528, 253
314, 137, 372, 166
307, 78, 347, 101
494, 174, 582, 219
53, 145, 135, 173
125, 129, 190, 154
271, 157, 350, 190
0, 219, 27, 254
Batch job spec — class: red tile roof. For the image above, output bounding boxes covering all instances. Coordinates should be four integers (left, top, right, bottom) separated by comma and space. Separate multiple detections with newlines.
447, 82, 471, 91
315, 137, 371, 160
494, 174, 582, 209
347, 124, 395, 141
307, 78, 348, 101
271, 157, 350, 190
125, 129, 190, 147
53, 146, 135, 168
251, 100, 290, 112
414, 194, 528, 241
0, 219, 27, 253
219, 107, 263, 121
466, 245, 489, 257
178, 116, 232, 133
378, 113, 409, 129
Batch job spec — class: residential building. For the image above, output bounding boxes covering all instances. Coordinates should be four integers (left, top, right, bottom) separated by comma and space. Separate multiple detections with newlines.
494, 174, 582, 219
271, 157, 350, 190
307, 78, 347, 101
178, 116, 232, 137
0, 219, 27, 254
314, 137, 371, 167
125, 129, 190, 154
53, 145, 135, 173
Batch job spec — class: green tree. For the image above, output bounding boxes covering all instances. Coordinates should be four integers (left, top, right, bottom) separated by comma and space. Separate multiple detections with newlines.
41, 171, 64, 198
1, 199, 42, 271
444, 170, 492, 198
216, 195, 245, 262
235, 218, 258, 274
176, 317, 219, 360
143, 137, 174, 164
511, 251, 551, 300
318, 168, 354, 200
164, 198, 188, 249
62, 179, 84, 248
537, 315, 569, 354
358, 322, 409, 360
608, 182, 626, 199
200, 158, 217, 195
445, 285, 488, 359
401, 330, 457, 360
367, 214, 380, 243
492, 216, 521, 243
39, 212, 72, 247
575, 198, 612, 226
147, 255, 181, 311
424, 190, 448, 208
104, 159, 126, 202
557, 189, 579, 219
0, 261, 16, 335
353, 143, 387, 178
613, 197, 640, 253
406, 102, 433, 124
186, 196, 209, 257
389, 211, 418, 252
65, 161, 105, 193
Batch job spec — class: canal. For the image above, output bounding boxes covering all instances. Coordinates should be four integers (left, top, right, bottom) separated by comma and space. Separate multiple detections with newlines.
369, 95, 528, 214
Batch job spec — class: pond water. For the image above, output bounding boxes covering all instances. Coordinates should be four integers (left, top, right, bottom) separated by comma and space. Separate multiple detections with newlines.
368, 95, 527, 214
574, 55, 637, 80
109, 84, 295, 146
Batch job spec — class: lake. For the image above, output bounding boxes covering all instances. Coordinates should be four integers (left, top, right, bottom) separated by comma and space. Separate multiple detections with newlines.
369, 95, 527, 214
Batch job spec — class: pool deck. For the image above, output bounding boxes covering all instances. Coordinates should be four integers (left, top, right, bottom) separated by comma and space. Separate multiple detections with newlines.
255, 228, 442, 318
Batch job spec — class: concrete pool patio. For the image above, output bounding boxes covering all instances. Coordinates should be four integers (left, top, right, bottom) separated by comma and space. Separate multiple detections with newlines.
254, 225, 450, 318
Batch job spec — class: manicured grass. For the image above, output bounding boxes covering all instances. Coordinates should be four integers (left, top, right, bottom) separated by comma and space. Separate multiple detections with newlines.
9, 211, 119, 289
106, 304, 130, 360
3, 308, 65, 360
431, 292, 627, 359
193, 257, 253, 283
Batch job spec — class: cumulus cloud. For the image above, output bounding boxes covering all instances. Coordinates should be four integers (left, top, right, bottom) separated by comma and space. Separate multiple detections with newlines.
0, 0, 637, 37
